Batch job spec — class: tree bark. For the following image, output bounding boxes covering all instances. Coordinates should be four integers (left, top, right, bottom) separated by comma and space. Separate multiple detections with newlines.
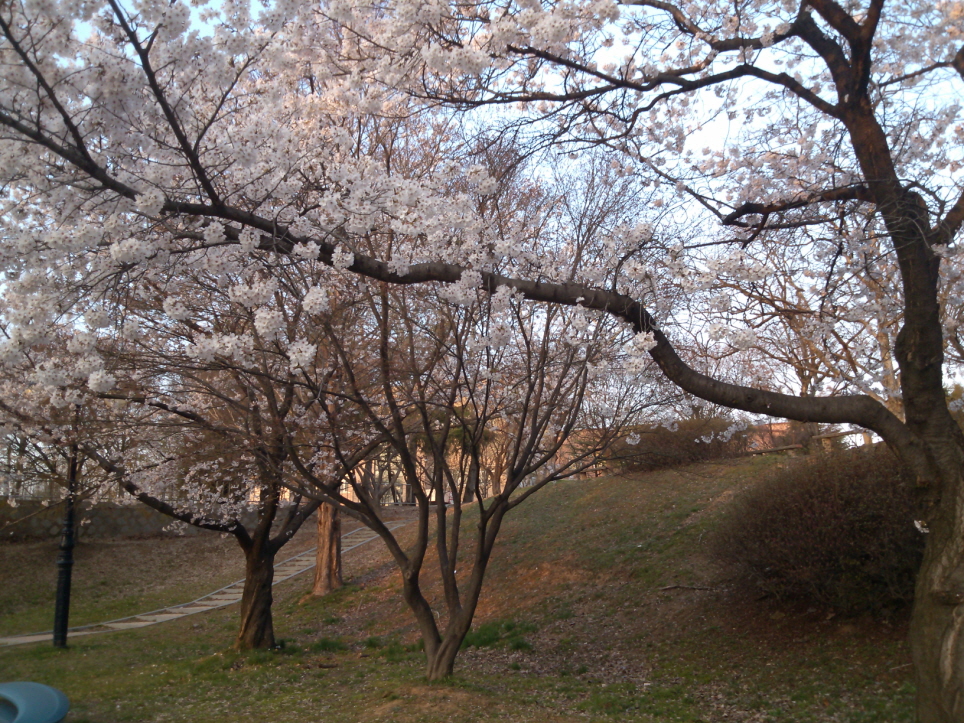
396, 562, 478, 681
419, 573, 492, 679
491, 470, 503, 497
907, 444, 964, 722
311, 503, 342, 596
461, 462, 478, 503
425, 625, 468, 680
236, 546, 276, 650
411, 507, 505, 680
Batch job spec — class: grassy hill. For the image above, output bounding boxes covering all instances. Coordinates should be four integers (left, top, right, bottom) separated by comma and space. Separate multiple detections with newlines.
0, 457, 914, 722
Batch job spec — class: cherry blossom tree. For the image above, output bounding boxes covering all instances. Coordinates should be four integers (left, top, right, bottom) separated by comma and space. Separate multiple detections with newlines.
2, 0, 963, 718
358, 2, 963, 716
0, 345, 161, 645
284, 278, 648, 678
85, 289, 327, 650
268, 138, 657, 677
690, 218, 906, 415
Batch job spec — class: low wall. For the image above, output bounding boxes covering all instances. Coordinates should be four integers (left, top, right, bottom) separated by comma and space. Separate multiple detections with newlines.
0, 500, 267, 543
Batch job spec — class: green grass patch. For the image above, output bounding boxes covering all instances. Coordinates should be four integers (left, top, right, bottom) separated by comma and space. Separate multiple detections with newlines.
0, 458, 915, 722
310, 636, 348, 653
461, 620, 537, 650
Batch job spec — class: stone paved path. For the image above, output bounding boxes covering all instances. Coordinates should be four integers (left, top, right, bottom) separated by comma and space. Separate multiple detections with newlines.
0, 521, 407, 648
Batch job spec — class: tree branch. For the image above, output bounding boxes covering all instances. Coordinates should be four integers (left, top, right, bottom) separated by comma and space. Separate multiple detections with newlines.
807, 0, 861, 42
106, 0, 222, 206
83, 446, 247, 541
723, 184, 872, 225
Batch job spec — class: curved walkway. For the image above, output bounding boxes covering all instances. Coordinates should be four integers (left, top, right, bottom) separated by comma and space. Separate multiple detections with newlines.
0, 521, 408, 648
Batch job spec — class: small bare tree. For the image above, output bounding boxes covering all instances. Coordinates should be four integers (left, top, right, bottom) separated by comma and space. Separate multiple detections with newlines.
283, 279, 653, 678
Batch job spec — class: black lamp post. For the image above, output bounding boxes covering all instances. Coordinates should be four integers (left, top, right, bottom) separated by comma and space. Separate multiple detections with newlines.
52, 443, 78, 649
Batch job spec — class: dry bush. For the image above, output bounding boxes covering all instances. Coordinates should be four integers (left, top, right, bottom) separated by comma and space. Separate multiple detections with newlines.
712, 447, 924, 615
608, 417, 750, 473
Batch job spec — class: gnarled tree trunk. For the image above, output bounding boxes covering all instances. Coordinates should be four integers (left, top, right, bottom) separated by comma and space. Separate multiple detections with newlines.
398, 562, 479, 681
236, 545, 276, 650
401, 507, 505, 681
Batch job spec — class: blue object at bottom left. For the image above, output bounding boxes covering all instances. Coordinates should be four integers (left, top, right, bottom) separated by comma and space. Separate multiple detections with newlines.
0, 682, 70, 723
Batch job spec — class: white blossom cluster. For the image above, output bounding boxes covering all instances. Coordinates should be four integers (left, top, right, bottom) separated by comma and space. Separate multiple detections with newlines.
332, 245, 355, 271
287, 340, 317, 368
229, 277, 279, 309
0, 0, 957, 518
302, 286, 331, 315
440, 269, 482, 306
694, 419, 749, 444
253, 309, 286, 341
708, 325, 758, 351
188, 334, 253, 364
87, 370, 116, 393
135, 189, 165, 217
162, 297, 190, 321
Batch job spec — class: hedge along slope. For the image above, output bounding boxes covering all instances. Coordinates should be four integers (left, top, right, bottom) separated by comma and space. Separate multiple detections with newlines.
607, 417, 751, 473
713, 447, 925, 615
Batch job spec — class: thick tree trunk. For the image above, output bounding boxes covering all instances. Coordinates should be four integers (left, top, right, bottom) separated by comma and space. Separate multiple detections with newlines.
425, 631, 466, 680
236, 547, 276, 650
909, 453, 964, 723
835, 102, 964, 721
885, 212, 964, 722
311, 503, 342, 596
413, 601, 475, 681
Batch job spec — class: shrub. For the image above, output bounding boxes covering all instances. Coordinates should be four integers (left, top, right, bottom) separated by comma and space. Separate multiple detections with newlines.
712, 447, 925, 614
608, 417, 750, 473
